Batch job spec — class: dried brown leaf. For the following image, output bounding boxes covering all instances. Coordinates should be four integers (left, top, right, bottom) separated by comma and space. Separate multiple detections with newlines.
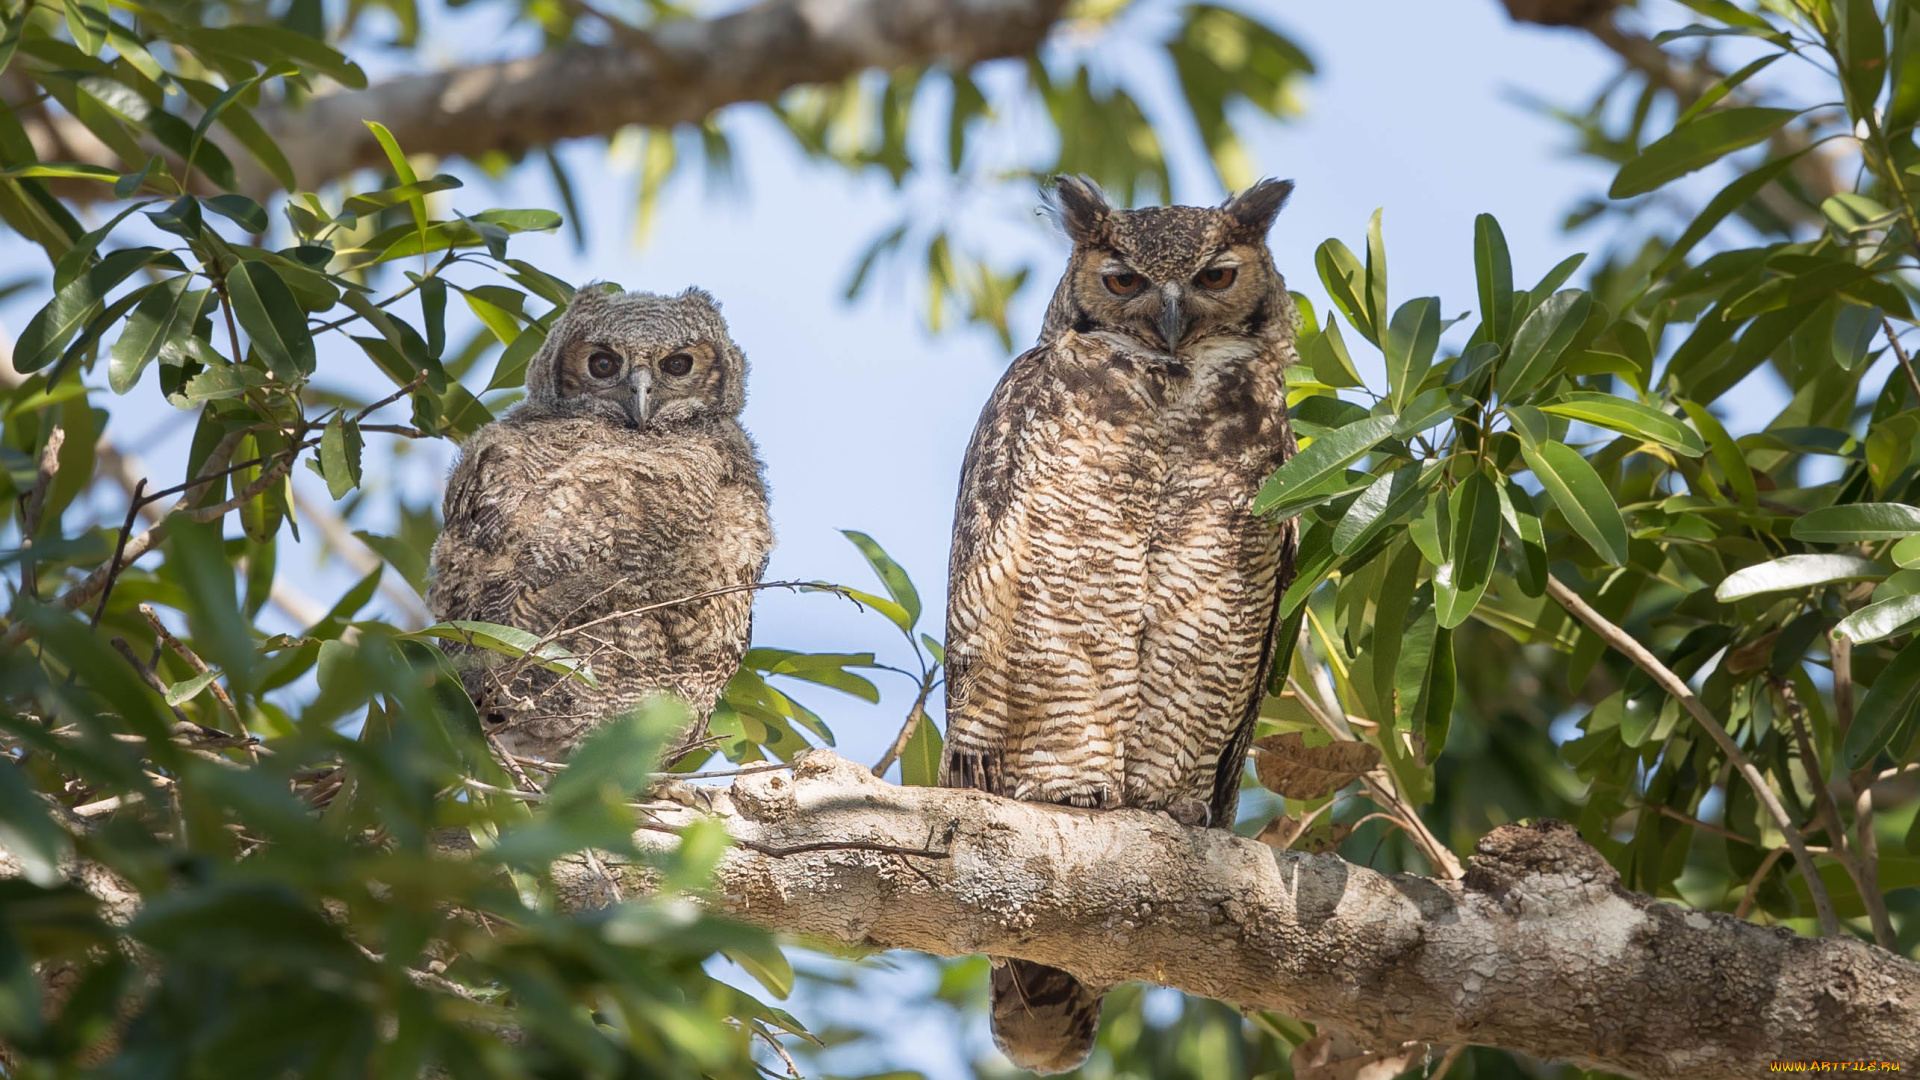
1252, 732, 1380, 800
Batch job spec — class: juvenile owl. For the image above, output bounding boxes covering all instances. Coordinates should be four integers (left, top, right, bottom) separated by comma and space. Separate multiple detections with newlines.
429, 286, 773, 764
941, 177, 1299, 1074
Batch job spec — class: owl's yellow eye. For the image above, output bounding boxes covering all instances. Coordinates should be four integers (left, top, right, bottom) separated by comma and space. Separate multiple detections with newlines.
1196, 266, 1237, 290
661, 352, 694, 376
587, 350, 622, 379
1103, 272, 1144, 296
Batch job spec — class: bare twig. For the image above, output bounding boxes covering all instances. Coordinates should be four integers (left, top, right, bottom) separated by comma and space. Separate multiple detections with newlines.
137, 604, 250, 742
1881, 318, 1920, 407
1852, 786, 1896, 950
1545, 575, 1840, 936
1284, 673, 1464, 879
872, 668, 939, 778
1735, 845, 1791, 920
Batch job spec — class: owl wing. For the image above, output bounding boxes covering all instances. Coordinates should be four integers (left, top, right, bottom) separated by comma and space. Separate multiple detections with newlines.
1207, 509, 1298, 828
431, 423, 546, 630
940, 339, 1153, 808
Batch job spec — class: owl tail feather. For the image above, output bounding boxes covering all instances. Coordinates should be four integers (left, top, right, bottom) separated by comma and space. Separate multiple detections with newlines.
990, 959, 1103, 1075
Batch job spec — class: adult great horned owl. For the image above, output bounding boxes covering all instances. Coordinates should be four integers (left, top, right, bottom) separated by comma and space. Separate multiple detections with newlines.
941, 177, 1299, 1074
428, 286, 773, 764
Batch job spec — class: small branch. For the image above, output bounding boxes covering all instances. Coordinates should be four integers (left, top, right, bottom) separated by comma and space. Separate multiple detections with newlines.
1881, 318, 1920, 409
87, 478, 145, 630
1852, 786, 1896, 950
137, 603, 251, 744
19, 425, 65, 601
871, 668, 939, 778
1545, 575, 1840, 936
1285, 674, 1463, 879
108, 636, 204, 731
1735, 846, 1791, 920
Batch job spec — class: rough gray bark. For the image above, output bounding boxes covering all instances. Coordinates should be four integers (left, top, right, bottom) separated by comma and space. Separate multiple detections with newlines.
552, 751, 1920, 1080
14, 0, 1069, 198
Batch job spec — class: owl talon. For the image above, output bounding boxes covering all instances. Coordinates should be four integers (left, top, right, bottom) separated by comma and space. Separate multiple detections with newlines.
1165, 797, 1211, 828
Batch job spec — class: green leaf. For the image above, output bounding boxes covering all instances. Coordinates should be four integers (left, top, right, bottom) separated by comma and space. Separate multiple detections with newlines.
354, 531, 427, 597
62, 0, 107, 55
1844, 635, 1920, 767
1833, 303, 1883, 370
1420, 625, 1455, 759
1391, 388, 1463, 439
1834, 595, 1920, 645
1837, 0, 1886, 116
1676, 52, 1784, 125
412, 621, 598, 687
899, 712, 943, 787
1383, 296, 1440, 411
175, 363, 270, 404
225, 260, 315, 381
110, 277, 207, 394
1792, 503, 1920, 542
204, 194, 268, 233
1609, 107, 1800, 198
319, 415, 363, 500
1314, 237, 1374, 345
341, 174, 463, 219
1332, 463, 1437, 556
1537, 392, 1706, 456
163, 670, 219, 706
1680, 399, 1756, 507
1714, 554, 1887, 601
1306, 317, 1363, 388
1649, 153, 1804, 282
0, 757, 71, 887
1435, 470, 1499, 629
1497, 290, 1590, 402
721, 940, 794, 1001
841, 530, 920, 633
1498, 478, 1549, 597
13, 246, 168, 371
1474, 213, 1514, 344
1364, 207, 1388, 336
1252, 414, 1396, 517
1893, 535, 1920, 569
1516, 436, 1629, 565
363, 119, 425, 235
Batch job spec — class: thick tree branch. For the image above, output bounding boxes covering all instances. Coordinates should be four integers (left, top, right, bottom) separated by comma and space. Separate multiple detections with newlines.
14, 0, 1071, 199
542, 752, 1919, 1079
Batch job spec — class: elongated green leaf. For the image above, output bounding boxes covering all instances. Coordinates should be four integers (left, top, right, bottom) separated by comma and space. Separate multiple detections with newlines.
1497, 290, 1590, 402
1384, 296, 1439, 411
110, 277, 207, 394
1714, 553, 1887, 601
841, 530, 921, 633
13, 246, 167, 371
319, 415, 364, 500
1537, 392, 1706, 456
363, 119, 425, 235
1517, 437, 1629, 565
1894, 535, 1920, 569
225, 260, 314, 380
1609, 107, 1800, 198
1332, 463, 1437, 555
1252, 414, 1396, 517
1474, 213, 1514, 345
1421, 625, 1455, 759
898, 712, 943, 787
1833, 303, 1882, 371
1680, 399, 1756, 507
1364, 207, 1388, 336
1677, 53, 1784, 125
1435, 471, 1499, 629
1307, 317, 1363, 388
163, 670, 220, 706
1649, 153, 1804, 282
1792, 502, 1920, 542
411, 621, 598, 686
1845, 635, 1920, 767
1838, 0, 1886, 116
1498, 477, 1549, 597
1834, 595, 1920, 644
1314, 237, 1374, 344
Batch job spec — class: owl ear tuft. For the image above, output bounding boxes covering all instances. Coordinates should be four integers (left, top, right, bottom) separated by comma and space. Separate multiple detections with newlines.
1043, 175, 1113, 243
1223, 178, 1294, 237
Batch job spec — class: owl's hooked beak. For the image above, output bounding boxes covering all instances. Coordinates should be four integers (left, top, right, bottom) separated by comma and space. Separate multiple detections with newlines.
624, 367, 654, 428
1158, 282, 1186, 351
